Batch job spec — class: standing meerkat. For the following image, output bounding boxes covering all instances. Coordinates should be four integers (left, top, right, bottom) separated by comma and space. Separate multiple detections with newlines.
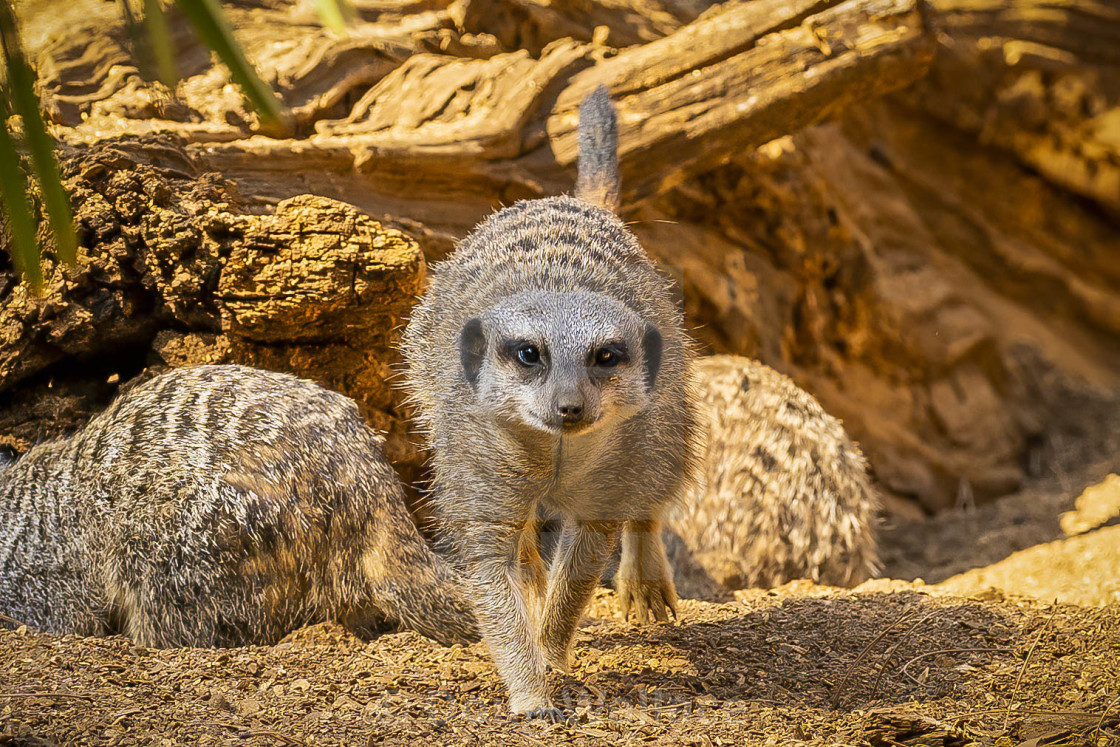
0, 365, 477, 648
402, 86, 699, 718
671, 355, 879, 590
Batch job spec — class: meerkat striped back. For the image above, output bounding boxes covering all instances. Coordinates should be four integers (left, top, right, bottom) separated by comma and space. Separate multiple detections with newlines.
0, 365, 478, 647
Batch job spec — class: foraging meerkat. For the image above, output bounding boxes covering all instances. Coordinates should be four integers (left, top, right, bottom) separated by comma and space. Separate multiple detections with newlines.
671, 355, 879, 589
402, 86, 699, 718
0, 365, 477, 648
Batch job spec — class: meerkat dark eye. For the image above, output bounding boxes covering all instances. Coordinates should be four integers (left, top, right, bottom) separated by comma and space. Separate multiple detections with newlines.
516, 344, 541, 366
591, 344, 628, 368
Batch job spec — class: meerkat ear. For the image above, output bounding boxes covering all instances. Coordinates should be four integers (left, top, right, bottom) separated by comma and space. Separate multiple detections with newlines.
459, 318, 486, 389
642, 323, 662, 390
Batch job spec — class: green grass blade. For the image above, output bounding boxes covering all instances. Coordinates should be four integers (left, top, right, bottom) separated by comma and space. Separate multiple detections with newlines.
118, 0, 178, 89
313, 0, 356, 33
174, 0, 285, 126
0, 102, 44, 290
0, 0, 77, 265
118, 0, 157, 82
143, 0, 179, 88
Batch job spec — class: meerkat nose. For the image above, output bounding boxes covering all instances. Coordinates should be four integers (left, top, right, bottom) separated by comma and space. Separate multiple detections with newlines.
557, 401, 584, 424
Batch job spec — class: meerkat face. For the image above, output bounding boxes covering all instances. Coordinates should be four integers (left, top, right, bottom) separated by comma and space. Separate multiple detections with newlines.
459, 291, 661, 437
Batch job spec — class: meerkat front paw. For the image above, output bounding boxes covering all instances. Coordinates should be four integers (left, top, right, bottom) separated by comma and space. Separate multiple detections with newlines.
510, 692, 565, 722
617, 520, 679, 624
520, 705, 568, 723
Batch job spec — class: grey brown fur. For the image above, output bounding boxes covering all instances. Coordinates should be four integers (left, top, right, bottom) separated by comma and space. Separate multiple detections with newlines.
573, 86, 620, 212
402, 86, 699, 717
671, 355, 879, 589
0, 365, 477, 648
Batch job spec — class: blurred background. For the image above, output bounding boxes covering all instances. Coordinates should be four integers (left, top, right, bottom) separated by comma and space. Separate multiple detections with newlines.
1, 0, 1118, 603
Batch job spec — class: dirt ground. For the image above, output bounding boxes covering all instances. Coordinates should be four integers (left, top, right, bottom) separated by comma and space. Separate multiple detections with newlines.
2, 0, 1119, 742
882, 459, 1120, 607
3, 470, 1120, 746
2, 585, 1118, 747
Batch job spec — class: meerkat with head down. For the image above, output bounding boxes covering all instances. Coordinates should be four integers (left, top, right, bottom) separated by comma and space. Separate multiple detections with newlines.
672, 355, 880, 590
402, 86, 699, 718
0, 365, 478, 648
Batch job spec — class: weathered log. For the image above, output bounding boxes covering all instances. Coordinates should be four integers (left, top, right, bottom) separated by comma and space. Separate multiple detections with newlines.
32, 0, 933, 234
452, 0, 695, 55
0, 142, 424, 480
544, 0, 936, 202
211, 0, 934, 229
903, 0, 1120, 214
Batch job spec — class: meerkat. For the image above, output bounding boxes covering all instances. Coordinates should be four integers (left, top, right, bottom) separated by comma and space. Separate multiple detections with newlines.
670, 355, 879, 589
0, 365, 478, 648
402, 86, 699, 719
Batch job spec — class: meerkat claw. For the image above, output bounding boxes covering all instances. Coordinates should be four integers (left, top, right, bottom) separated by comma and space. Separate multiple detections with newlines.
520, 705, 568, 723
621, 577, 678, 624
651, 596, 668, 622
663, 578, 679, 621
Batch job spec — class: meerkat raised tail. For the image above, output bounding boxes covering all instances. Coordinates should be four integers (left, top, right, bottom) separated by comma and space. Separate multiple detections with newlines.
0, 365, 477, 648
402, 86, 699, 719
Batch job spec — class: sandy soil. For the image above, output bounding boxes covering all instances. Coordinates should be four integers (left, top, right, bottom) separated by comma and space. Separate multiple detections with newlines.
4, 467, 1120, 746
882, 459, 1120, 606
2, 582, 1118, 746
939, 525, 1120, 607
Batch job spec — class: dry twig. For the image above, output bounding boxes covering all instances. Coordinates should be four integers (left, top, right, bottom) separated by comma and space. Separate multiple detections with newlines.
1096, 692, 1120, 733
867, 610, 941, 701
0, 691, 93, 701
1004, 609, 1058, 730
898, 647, 1012, 686
830, 604, 920, 708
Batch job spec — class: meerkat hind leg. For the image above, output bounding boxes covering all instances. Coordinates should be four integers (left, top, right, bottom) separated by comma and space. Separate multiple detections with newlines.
617, 519, 678, 624
539, 519, 620, 672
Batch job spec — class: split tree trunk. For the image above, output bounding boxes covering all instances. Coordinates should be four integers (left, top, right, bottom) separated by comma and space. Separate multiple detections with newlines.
34, 0, 934, 235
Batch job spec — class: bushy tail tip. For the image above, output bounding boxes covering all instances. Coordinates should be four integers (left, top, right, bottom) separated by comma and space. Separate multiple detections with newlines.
574, 84, 620, 212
